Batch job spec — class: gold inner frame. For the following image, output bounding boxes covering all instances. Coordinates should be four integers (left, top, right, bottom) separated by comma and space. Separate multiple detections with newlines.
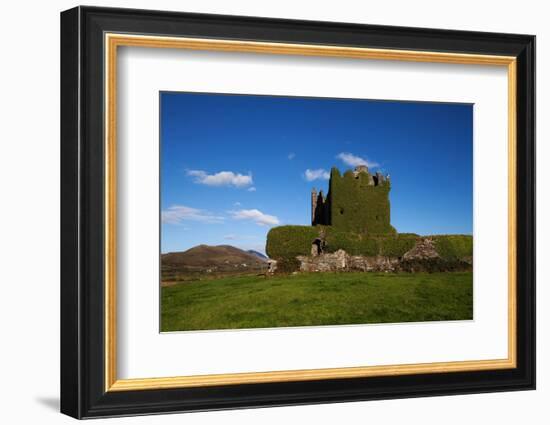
104, 33, 517, 392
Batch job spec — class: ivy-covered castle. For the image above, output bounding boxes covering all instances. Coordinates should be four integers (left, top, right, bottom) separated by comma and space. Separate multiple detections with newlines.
311, 165, 395, 235
265, 164, 473, 273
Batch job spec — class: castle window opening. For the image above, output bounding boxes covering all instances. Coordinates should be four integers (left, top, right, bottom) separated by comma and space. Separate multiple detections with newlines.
311, 238, 324, 256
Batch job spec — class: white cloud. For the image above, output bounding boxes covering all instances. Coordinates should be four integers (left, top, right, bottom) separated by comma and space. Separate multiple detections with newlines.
247, 186, 256, 192
288, 152, 296, 160
161, 205, 224, 224
233, 202, 242, 207
304, 168, 330, 181
187, 169, 253, 188
230, 209, 280, 227
336, 152, 379, 168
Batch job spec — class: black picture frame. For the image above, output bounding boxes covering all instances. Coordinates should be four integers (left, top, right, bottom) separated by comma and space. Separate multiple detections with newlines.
61, 5, 535, 419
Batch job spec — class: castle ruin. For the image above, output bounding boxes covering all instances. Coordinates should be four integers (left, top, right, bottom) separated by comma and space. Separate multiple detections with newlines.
311, 165, 395, 235
266, 164, 473, 272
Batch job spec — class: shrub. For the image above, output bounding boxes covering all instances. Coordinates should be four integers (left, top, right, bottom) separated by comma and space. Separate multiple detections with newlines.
431, 235, 473, 260
274, 257, 301, 273
266, 225, 319, 259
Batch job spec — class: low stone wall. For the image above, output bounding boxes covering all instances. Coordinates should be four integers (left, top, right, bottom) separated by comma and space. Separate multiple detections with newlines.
297, 249, 347, 272
297, 250, 401, 272
292, 238, 472, 273
348, 255, 400, 272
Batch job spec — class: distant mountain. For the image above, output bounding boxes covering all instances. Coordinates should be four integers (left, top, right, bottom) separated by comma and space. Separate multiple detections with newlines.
162, 245, 267, 273
247, 250, 268, 261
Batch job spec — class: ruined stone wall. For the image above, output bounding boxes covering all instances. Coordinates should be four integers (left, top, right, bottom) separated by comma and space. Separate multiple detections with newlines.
297, 250, 401, 272
267, 233, 473, 274
294, 238, 472, 273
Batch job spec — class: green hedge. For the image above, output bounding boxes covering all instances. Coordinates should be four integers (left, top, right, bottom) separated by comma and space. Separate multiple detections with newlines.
432, 235, 473, 260
265, 225, 319, 259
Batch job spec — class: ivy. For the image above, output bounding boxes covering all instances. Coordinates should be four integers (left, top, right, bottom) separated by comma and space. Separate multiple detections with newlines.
266, 225, 319, 259
328, 167, 396, 235
379, 235, 418, 257
432, 235, 473, 260
324, 229, 378, 256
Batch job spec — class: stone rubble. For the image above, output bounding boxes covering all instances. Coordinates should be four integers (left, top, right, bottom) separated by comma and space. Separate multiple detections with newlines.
402, 237, 439, 260
297, 249, 401, 273
290, 238, 471, 273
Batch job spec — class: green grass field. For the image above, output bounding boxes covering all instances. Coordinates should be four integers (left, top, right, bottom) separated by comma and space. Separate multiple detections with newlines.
161, 272, 473, 332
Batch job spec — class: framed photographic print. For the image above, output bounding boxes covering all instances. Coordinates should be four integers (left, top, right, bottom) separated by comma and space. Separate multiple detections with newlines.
60, 6, 535, 419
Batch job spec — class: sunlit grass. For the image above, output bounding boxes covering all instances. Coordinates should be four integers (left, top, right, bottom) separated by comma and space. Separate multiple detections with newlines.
161, 272, 473, 332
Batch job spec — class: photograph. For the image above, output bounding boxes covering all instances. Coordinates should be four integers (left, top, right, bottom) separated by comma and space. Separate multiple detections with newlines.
160, 92, 474, 332
57, 4, 536, 419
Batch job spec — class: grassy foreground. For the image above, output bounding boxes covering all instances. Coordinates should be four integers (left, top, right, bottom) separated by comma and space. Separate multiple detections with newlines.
161, 272, 473, 332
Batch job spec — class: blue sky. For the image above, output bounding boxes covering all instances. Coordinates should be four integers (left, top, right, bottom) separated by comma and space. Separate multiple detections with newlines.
160, 92, 473, 254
